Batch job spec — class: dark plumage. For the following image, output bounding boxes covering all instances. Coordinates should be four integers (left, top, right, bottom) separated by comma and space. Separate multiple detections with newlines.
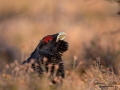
22, 32, 68, 80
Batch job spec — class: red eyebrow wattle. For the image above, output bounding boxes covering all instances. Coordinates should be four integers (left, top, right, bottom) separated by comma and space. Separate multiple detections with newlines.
43, 36, 53, 43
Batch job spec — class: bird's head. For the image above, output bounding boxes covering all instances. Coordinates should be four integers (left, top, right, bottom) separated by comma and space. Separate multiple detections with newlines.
38, 32, 68, 57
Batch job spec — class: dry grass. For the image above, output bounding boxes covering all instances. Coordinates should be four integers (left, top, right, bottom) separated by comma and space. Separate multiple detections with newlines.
0, 57, 120, 90
0, 0, 120, 89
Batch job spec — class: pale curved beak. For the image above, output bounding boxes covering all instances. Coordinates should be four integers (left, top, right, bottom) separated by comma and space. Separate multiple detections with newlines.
56, 32, 67, 42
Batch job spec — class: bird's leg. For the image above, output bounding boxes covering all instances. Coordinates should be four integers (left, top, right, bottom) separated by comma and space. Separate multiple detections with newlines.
57, 62, 65, 79
52, 61, 65, 84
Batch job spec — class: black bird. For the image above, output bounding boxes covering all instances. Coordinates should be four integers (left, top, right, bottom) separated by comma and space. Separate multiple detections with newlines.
22, 32, 68, 80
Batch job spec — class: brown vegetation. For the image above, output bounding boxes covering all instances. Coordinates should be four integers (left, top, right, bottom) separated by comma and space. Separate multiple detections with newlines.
0, 0, 120, 89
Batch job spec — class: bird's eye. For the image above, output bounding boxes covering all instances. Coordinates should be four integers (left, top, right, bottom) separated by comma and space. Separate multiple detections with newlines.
43, 36, 53, 44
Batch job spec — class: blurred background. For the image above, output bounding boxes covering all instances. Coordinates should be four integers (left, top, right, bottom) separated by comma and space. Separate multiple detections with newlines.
0, 0, 120, 73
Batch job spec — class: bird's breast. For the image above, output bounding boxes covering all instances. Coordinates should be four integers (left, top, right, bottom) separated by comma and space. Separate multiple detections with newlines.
45, 56, 62, 64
